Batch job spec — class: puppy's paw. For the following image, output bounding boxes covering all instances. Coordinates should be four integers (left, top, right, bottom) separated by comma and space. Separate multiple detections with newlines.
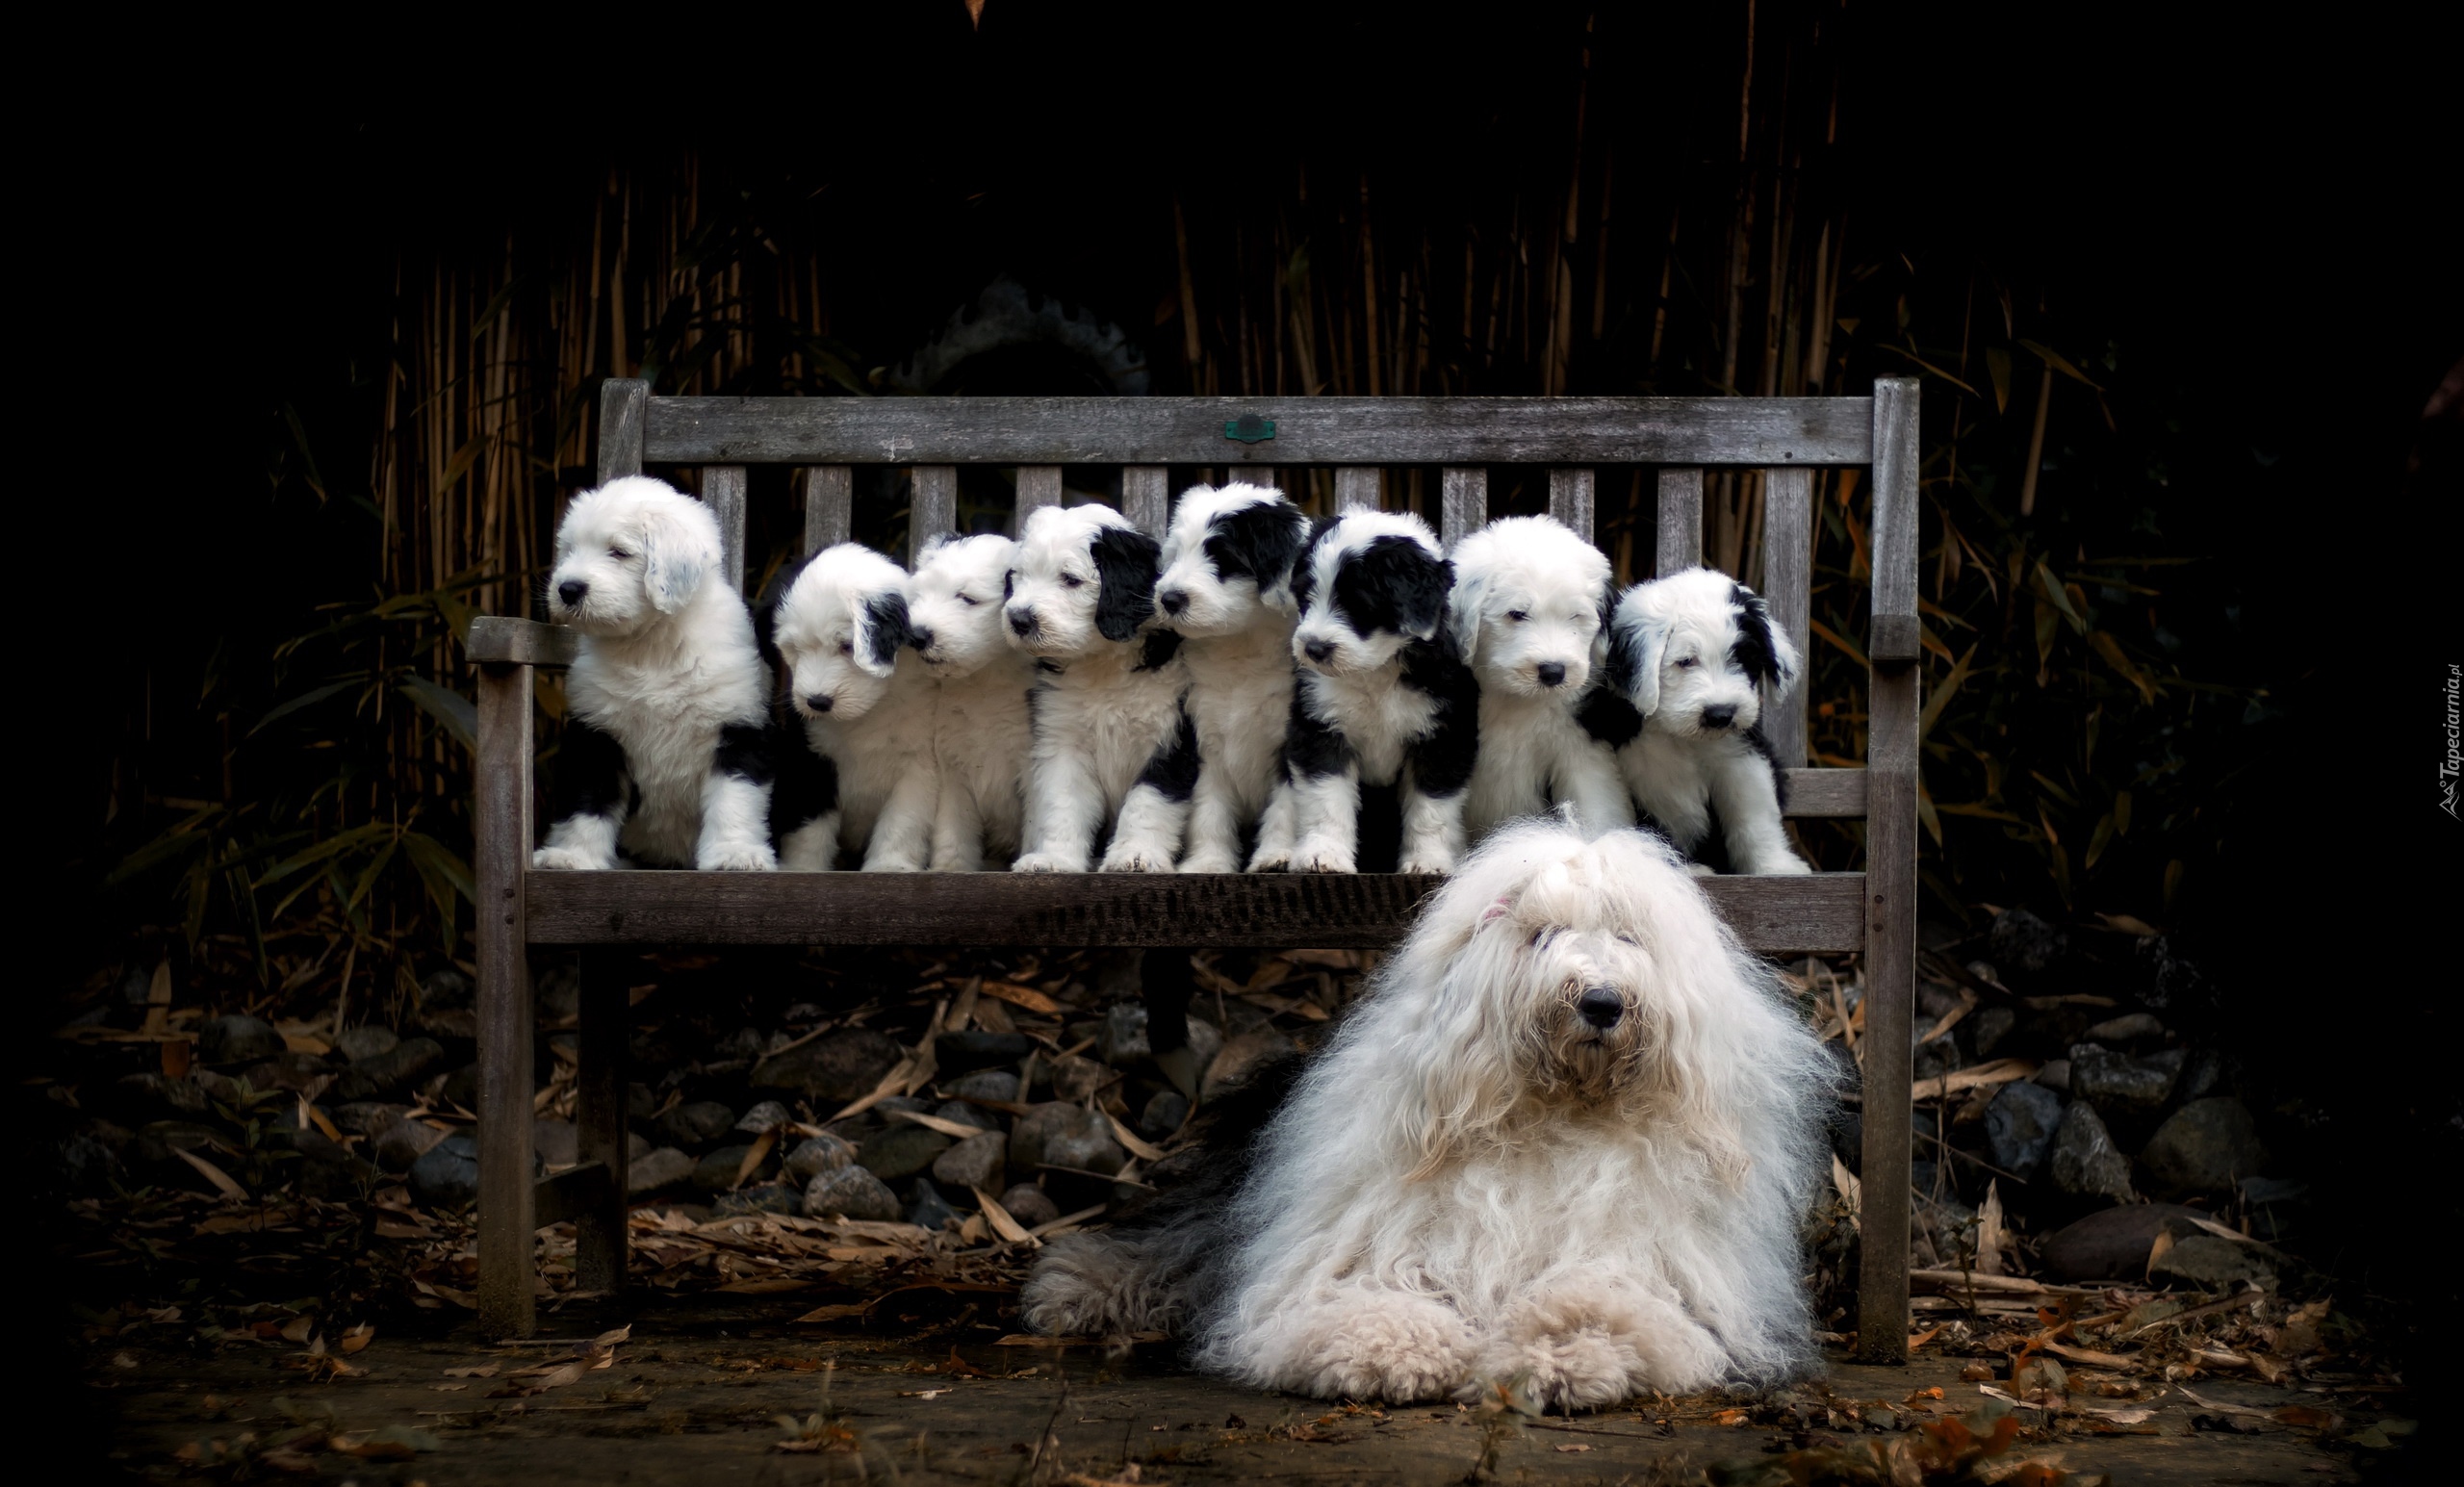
1291, 838, 1357, 875
697, 841, 779, 872
1012, 853, 1081, 874
1098, 842, 1176, 873
1176, 847, 1241, 874
1396, 851, 1455, 876
863, 854, 927, 873
532, 846, 611, 872
1743, 852, 1812, 876
1685, 862, 1718, 878
1245, 846, 1294, 873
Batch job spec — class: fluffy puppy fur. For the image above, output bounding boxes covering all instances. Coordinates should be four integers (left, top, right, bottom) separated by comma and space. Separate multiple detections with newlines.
1021, 821, 1831, 1408
1004, 502, 1194, 873
1603, 568, 1810, 876
760, 543, 937, 871
533, 476, 776, 872
1150, 482, 1312, 873
907, 533, 1035, 869
1258, 510, 1477, 875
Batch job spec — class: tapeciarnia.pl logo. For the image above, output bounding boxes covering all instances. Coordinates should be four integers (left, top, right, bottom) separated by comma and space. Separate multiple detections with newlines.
2445, 663, 2461, 819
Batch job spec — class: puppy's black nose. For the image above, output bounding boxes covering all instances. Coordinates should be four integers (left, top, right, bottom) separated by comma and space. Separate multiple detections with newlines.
805, 693, 834, 713
557, 579, 587, 607
1303, 639, 1336, 663
1536, 662, 1566, 687
907, 625, 936, 652
1158, 589, 1188, 615
1008, 609, 1035, 637
1700, 704, 1737, 730
1578, 987, 1624, 1029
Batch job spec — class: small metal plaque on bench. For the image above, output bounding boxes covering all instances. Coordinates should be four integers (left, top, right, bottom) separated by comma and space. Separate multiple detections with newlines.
1222, 413, 1276, 443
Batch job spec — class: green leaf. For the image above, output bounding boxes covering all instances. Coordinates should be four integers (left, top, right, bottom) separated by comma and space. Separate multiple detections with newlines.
254, 822, 391, 890
250, 679, 361, 736
402, 831, 477, 910
2034, 562, 2086, 632
2017, 338, 2104, 391
2086, 631, 2158, 705
1920, 644, 1978, 740
2085, 810, 2116, 871
1986, 346, 2012, 414
398, 677, 477, 752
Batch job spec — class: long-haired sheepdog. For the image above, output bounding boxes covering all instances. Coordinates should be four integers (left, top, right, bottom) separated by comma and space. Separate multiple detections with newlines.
1004, 502, 1193, 873
1151, 482, 1312, 873
1450, 515, 1637, 845
759, 543, 937, 871
532, 476, 777, 872
1602, 567, 1810, 876
1021, 820, 1831, 1407
1251, 509, 1477, 875
905, 532, 1036, 869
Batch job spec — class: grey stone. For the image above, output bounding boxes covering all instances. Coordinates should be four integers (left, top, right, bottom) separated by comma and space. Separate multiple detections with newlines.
2083, 1013, 2165, 1045
1140, 1090, 1191, 1141
1989, 908, 2066, 974
2173, 1046, 2226, 1104
2149, 1234, 2273, 1290
805, 1164, 901, 1221
534, 1117, 579, 1167
628, 1083, 660, 1121
331, 1102, 408, 1140
658, 1101, 739, 1148
2050, 1100, 2135, 1202
934, 1100, 995, 1132
709, 1026, 767, 1063
932, 1130, 1008, 1192
693, 1144, 777, 1191
1912, 1033, 1965, 1082
110, 1072, 213, 1122
2139, 1097, 2268, 1199
752, 1029, 907, 1102
329, 1037, 446, 1102
999, 1185, 1062, 1229
944, 1070, 1018, 1103
332, 1026, 399, 1064
435, 1064, 480, 1111
783, 1134, 859, 1183
1097, 1005, 1226, 1074
421, 967, 474, 1009
628, 1146, 695, 1194
858, 1123, 951, 1182
197, 1014, 286, 1065
1046, 1054, 1116, 1103
532, 962, 580, 1025
935, 1031, 1036, 1073
713, 1182, 802, 1218
409, 1134, 481, 1207
735, 1100, 793, 1134
2070, 1043, 2185, 1113
1202, 1028, 1297, 1100
1968, 1006, 2016, 1059
1010, 1103, 1123, 1176
242, 1051, 335, 1093
132, 1121, 222, 1169
2039, 1203, 2210, 1281
2241, 1175, 2308, 1206
1985, 1081, 2066, 1176
2034, 1060, 2072, 1092
629, 1130, 654, 1162
374, 1116, 449, 1171
905, 1177, 961, 1230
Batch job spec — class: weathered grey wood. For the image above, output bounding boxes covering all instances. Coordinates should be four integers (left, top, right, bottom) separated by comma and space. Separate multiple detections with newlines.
475, 662, 537, 1338
1870, 378, 1920, 626
703, 465, 747, 596
573, 948, 629, 1293
645, 397, 1875, 468
1782, 768, 1866, 818
1547, 468, 1596, 542
468, 616, 578, 668
599, 379, 648, 482
1869, 614, 1922, 664
1763, 468, 1813, 768
1656, 468, 1704, 576
1440, 467, 1487, 547
534, 1163, 612, 1230
1122, 466, 1169, 538
1015, 465, 1063, 532
519, 871, 1868, 954
1335, 467, 1383, 513
803, 466, 852, 555
910, 466, 957, 568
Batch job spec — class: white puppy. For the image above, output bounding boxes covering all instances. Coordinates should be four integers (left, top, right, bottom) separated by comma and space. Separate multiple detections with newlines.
761, 543, 937, 871
1150, 482, 1311, 873
1021, 820, 1832, 1406
907, 533, 1035, 869
1004, 503, 1191, 873
1450, 516, 1636, 843
1602, 567, 1810, 875
532, 476, 775, 872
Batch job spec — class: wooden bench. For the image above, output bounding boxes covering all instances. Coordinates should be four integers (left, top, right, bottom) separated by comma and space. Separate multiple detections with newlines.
465, 377, 1922, 1362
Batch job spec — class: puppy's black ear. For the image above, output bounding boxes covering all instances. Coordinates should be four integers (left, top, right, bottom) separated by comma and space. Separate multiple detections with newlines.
1729, 581, 1781, 688
752, 552, 816, 669
1601, 605, 1641, 696
862, 591, 914, 668
1289, 517, 1335, 613
1207, 499, 1309, 601
1091, 525, 1163, 641
1371, 543, 1452, 642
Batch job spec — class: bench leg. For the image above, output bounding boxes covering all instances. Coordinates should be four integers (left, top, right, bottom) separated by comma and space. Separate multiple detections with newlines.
475, 660, 538, 1337
1855, 662, 1919, 1365
575, 946, 631, 1294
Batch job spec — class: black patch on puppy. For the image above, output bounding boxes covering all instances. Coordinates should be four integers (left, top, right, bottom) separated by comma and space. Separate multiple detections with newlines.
862, 591, 914, 667
548, 718, 629, 822
1577, 687, 1645, 749
1333, 535, 1452, 640
1137, 628, 1184, 671
1134, 705, 1202, 803
753, 551, 818, 668
1282, 688, 1353, 781
1091, 526, 1164, 641
1288, 518, 1336, 613
715, 721, 776, 784
1729, 582, 1782, 689
767, 716, 841, 847
1203, 499, 1308, 591
1399, 633, 1479, 798
1002, 568, 1016, 601
1601, 611, 1642, 697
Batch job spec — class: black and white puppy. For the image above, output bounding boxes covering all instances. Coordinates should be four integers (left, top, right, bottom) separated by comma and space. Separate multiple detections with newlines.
533, 476, 777, 872
1005, 503, 1193, 873
1450, 515, 1637, 844
761, 543, 937, 871
1601, 567, 1810, 875
908, 533, 1035, 869
1257, 510, 1477, 876
1150, 482, 1312, 873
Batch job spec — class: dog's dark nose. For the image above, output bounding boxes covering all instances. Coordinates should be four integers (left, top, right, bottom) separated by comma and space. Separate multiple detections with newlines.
1158, 589, 1188, 615
907, 625, 935, 652
1700, 704, 1737, 730
805, 693, 834, 713
1578, 987, 1624, 1029
1536, 662, 1566, 687
1303, 639, 1336, 663
1008, 609, 1035, 637
557, 579, 587, 607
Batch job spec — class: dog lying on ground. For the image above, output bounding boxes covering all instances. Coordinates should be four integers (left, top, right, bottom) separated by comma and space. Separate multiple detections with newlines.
1602, 567, 1810, 875
906, 533, 1036, 869
532, 476, 776, 872
1021, 819, 1833, 1406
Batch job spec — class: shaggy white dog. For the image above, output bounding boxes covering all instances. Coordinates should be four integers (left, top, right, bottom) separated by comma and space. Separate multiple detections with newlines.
1021, 820, 1830, 1406
908, 533, 1036, 869
1252, 510, 1476, 875
1450, 516, 1636, 844
1150, 482, 1311, 873
532, 476, 776, 872
1604, 568, 1810, 876
761, 543, 937, 871
1004, 502, 1192, 873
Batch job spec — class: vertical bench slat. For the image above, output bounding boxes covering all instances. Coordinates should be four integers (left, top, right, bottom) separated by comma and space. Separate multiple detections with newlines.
1548, 468, 1596, 542
803, 466, 852, 555
1762, 468, 1813, 769
474, 659, 537, 1339
1122, 465, 1170, 538
1655, 467, 1704, 576
911, 465, 957, 568
1335, 466, 1383, 513
704, 465, 748, 595
1440, 466, 1487, 546
573, 948, 629, 1293
599, 379, 648, 482
1016, 465, 1064, 536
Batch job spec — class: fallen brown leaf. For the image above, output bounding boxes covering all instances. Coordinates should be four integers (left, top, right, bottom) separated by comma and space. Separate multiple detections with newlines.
174, 1148, 248, 1201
